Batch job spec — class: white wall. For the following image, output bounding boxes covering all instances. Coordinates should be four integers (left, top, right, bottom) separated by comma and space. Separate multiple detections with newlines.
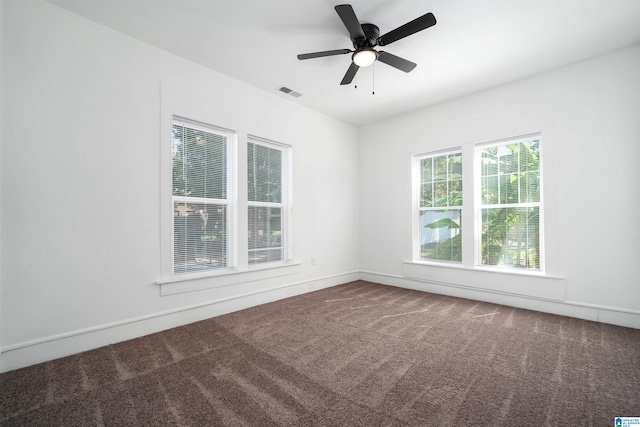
359, 44, 640, 327
2, 0, 639, 373
0, 0, 5, 364
0, 0, 360, 372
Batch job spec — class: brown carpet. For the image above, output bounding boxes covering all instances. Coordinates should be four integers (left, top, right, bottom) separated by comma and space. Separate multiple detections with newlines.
1, 280, 639, 426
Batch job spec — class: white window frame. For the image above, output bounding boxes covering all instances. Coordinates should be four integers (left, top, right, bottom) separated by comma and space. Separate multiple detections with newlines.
474, 133, 544, 272
170, 116, 237, 276
412, 148, 463, 264
247, 135, 293, 268
158, 85, 300, 291
411, 134, 545, 275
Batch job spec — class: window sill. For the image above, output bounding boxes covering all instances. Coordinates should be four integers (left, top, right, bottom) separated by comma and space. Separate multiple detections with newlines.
406, 260, 562, 280
158, 261, 301, 296
402, 261, 565, 301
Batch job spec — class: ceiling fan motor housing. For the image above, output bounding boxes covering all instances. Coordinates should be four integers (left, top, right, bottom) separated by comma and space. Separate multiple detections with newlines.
354, 23, 380, 49
296, 4, 436, 85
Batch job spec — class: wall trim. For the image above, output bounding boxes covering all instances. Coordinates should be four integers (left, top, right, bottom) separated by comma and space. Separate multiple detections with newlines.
158, 262, 302, 296
401, 262, 566, 301
3, 268, 638, 372
360, 270, 640, 329
0, 271, 359, 373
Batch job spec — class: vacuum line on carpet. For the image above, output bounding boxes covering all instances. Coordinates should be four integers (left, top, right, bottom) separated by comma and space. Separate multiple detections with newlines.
473, 312, 501, 318
381, 309, 430, 319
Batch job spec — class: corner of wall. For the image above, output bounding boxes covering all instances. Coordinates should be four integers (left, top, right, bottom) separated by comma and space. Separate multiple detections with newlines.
360, 271, 640, 330
0, 0, 6, 373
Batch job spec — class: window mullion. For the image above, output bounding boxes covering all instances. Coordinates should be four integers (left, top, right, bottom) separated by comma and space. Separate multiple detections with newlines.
173, 195, 229, 205
248, 201, 283, 208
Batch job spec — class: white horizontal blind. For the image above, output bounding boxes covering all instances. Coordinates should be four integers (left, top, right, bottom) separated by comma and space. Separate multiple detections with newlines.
172, 118, 231, 274
478, 135, 541, 269
247, 137, 287, 265
415, 149, 463, 262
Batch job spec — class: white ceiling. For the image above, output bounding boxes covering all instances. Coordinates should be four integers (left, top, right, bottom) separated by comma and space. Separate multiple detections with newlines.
47, 0, 640, 126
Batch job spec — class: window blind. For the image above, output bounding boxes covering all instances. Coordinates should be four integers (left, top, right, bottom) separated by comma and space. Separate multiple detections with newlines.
247, 139, 287, 265
172, 119, 231, 273
478, 136, 541, 269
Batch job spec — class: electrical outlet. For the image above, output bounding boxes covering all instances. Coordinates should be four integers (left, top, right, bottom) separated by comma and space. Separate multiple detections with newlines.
311, 257, 316, 266
307, 282, 316, 290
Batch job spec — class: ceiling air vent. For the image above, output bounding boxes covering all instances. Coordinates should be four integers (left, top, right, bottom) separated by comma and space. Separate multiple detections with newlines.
278, 86, 302, 97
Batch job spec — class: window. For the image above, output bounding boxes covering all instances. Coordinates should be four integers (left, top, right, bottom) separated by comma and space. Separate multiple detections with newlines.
478, 135, 541, 270
172, 118, 233, 274
412, 134, 543, 272
160, 87, 298, 287
414, 149, 463, 262
247, 137, 290, 265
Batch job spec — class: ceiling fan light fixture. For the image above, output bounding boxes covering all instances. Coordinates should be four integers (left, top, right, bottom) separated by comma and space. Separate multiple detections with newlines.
297, 4, 436, 85
353, 48, 377, 67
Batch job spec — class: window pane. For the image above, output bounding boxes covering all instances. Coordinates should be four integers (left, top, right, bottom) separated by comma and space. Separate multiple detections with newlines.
172, 124, 227, 200
248, 143, 282, 203
481, 206, 539, 269
500, 174, 519, 204
433, 155, 448, 180
482, 175, 499, 205
433, 181, 449, 207
420, 183, 433, 208
480, 140, 540, 206
521, 171, 540, 203
501, 148, 518, 175
449, 152, 463, 178
415, 150, 463, 264
421, 157, 433, 183
248, 206, 283, 264
519, 140, 539, 172
173, 202, 227, 273
249, 249, 284, 264
448, 179, 463, 206
419, 151, 462, 209
247, 137, 289, 266
482, 149, 498, 176
418, 209, 462, 262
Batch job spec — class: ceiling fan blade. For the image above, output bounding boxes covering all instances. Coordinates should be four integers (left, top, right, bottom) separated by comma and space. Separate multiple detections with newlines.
377, 51, 417, 73
297, 49, 351, 60
335, 4, 365, 40
378, 12, 436, 46
340, 62, 360, 85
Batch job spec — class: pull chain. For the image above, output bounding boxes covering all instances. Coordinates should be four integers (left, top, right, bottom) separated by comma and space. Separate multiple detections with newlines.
372, 62, 375, 95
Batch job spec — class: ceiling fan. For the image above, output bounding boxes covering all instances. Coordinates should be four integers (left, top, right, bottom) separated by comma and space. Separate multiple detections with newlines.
297, 4, 437, 85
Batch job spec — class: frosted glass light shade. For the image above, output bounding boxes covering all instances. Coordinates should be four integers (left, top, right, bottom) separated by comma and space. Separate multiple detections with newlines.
353, 49, 377, 67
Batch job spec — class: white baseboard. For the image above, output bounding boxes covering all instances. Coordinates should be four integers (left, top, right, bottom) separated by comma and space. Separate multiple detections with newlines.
360, 270, 640, 329
3, 269, 637, 373
0, 271, 359, 373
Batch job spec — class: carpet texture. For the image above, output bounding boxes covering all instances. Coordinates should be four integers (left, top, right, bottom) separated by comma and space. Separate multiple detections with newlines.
1, 280, 639, 426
